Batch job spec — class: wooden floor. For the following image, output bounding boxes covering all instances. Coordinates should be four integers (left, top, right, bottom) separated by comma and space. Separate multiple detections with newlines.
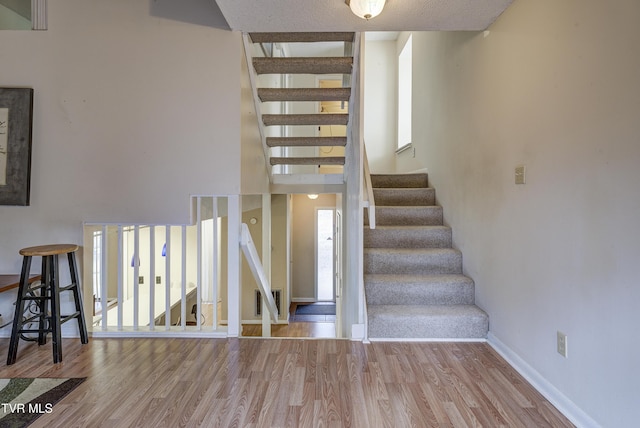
242, 303, 337, 338
0, 338, 574, 427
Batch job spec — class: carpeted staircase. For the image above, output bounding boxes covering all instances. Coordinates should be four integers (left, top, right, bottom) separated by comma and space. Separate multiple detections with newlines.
365, 173, 489, 339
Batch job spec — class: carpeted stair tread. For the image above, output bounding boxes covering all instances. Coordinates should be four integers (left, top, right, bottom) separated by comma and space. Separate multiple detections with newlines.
367, 304, 489, 339
373, 188, 435, 206
263, 114, 349, 126
365, 274, 475, 305
364, 225, 452, 249
253, 57, 353, 75
364, 248, 462, 275
371, 173, 428, 188
270, 156, 344, 166
258, 88, 351, 102
249, 32, 355, 44
266, 136, 347, 147
368, 206, 443, 226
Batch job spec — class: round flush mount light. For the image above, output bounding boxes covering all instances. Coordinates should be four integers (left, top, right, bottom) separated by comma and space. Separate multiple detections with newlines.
307, 194, 319, 200
347, 0, 386, 20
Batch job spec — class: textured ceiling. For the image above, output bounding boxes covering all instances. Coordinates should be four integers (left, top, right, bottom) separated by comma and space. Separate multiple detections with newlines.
215, 0, 514, 32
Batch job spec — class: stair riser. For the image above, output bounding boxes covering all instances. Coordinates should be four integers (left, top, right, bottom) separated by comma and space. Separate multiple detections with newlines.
373, 188, 435, 206
364, 227, 451, 249
364, 250, 462, 275
365, 281, 474, 305
368, 207, 443, 226
370, 174, 428, 188
367, 312, 489, 339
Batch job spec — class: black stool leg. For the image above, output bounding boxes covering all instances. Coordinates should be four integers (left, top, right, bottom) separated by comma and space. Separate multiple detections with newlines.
38, 256, 49, 346
7, 256, 33, 365
50, 255, 63, 364
68, 252, 88, 344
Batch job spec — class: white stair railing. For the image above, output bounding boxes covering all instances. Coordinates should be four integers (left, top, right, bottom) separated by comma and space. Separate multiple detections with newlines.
85, 196, 227, 337
363, 142, 376, 229
240, 223, 279, 323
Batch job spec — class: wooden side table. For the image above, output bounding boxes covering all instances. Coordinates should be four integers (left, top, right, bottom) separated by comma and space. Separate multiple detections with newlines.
0, 275, 41, 294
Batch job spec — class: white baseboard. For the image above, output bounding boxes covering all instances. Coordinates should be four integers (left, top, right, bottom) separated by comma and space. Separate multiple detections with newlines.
291, 298, 316, 303
351, 323, 365, 340
487, 332, 600, 428
369, 337, 486, 343
408, 167, 429, 174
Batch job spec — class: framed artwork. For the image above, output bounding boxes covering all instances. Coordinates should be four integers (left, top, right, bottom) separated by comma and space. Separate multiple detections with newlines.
0, 88, 34, 206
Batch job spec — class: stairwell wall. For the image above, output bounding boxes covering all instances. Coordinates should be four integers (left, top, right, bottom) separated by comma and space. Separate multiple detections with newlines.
397, 0, 640, 426
363, 38, 396, 174
0, 1, 242, 311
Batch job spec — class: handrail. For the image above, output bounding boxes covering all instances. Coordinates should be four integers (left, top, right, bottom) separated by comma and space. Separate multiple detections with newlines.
240, 223, 279, 323
363, 143, 376, 229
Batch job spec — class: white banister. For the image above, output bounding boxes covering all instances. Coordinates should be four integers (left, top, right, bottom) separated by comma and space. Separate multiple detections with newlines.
363, 143, 376, 229
196, 198, 202, 330
181, 225, 187, 330
164, 226, 171, 330
100, 225, 108, 330
240, 223, 279, 323
117, 225, 123, 329
149, 225, 155, 331
133, 225, 140, 329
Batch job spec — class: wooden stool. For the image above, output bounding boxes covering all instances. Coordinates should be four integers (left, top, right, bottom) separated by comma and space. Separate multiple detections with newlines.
7, 244, 89, 365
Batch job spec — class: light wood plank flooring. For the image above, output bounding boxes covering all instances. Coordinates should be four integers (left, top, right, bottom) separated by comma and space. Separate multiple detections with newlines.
0, 338, 573, 427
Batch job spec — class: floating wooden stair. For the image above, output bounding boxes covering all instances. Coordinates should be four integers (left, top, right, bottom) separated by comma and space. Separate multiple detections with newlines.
258, 88, 351, 102
266, 137, 347, 148
245, 31, 356, 185
249, 32, 355, 44
263, 114, 349, 127
253, 57, 353, 75
270, 157, 345, 166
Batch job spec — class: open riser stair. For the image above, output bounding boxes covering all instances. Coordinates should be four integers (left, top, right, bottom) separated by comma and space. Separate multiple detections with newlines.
365, 173, 489, 340
246, 32, 356, 185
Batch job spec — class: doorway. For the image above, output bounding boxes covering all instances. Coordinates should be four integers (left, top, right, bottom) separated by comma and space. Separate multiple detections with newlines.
316, 208, 335, 301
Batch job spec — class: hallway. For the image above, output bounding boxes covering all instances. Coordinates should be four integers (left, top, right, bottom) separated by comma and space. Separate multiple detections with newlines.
242, 303, 336, 338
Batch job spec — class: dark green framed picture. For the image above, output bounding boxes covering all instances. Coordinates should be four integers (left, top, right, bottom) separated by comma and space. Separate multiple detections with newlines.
0, 88, 33, 206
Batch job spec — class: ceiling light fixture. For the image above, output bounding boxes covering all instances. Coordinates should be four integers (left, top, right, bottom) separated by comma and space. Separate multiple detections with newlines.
307, 194, 319, 200
347, 0, 386, 20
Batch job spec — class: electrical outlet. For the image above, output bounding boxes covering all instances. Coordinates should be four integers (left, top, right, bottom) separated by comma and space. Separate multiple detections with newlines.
515, 165, 526, 184
557, 331, 568, 358
138, 276, 144, 285
156, 276, 162, 284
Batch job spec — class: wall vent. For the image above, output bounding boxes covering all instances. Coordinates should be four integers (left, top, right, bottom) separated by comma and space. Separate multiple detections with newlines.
255, 289, 282, 317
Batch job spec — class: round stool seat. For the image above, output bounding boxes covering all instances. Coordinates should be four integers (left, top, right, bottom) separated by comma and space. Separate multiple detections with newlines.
19, 244, 79, 257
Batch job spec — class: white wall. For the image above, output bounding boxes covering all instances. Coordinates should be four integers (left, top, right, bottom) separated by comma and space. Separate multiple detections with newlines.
0, 0, 242, 277
397, 0, 640, 426
363, 37, 396, 173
